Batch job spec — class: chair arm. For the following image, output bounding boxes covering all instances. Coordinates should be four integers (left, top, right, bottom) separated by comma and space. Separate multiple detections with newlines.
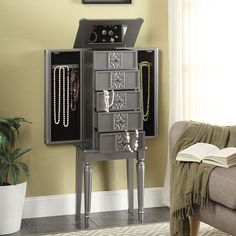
169, 121, 188, 159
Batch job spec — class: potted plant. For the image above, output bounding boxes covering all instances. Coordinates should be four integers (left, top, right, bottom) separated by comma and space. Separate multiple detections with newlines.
0, 117, 32, 235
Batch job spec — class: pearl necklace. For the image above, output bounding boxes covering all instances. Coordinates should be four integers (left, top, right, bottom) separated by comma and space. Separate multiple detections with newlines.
103, 90, 114, 112
125, 129, 139, 153
139, 61, 151, 122
53, 66, 62, 125
53, 65, 70, 127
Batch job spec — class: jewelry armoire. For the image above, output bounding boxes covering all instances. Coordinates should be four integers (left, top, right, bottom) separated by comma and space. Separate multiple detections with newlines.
44, 18, 159, 223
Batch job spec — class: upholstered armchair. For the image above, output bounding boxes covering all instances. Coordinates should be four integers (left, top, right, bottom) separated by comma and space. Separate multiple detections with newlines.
170, 121, 236, 235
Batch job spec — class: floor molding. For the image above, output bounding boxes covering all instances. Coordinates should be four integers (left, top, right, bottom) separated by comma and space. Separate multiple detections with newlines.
162, 187, 170, 207
23, 187, 166, 219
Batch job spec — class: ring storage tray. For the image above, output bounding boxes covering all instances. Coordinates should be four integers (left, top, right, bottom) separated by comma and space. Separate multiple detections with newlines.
73, 18, 144, 49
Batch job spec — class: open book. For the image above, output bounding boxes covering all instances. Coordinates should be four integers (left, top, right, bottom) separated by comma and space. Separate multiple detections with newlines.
176, 142, 236, 168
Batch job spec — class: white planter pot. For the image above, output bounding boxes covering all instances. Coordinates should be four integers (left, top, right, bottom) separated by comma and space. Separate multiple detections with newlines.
0, 182, 27, 235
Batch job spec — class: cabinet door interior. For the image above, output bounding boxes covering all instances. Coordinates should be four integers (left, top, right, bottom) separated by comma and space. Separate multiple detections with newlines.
137, 49, 158, 138
45, 50, 82, 144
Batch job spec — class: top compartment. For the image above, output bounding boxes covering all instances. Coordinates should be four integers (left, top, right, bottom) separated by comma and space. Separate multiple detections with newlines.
74, 18, 144, 49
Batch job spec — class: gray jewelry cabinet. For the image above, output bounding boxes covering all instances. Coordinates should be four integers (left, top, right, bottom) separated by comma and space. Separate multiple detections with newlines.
44, 19, 158, 223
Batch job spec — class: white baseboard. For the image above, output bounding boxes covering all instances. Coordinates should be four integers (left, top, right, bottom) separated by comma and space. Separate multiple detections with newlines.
162, 187, 170, 207
23, 187, 166, 219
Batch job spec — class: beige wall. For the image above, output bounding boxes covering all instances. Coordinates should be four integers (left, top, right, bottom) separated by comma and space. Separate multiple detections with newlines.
0, 0, 168, 196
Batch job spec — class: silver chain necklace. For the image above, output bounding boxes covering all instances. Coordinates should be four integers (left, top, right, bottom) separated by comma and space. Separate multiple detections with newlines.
139, 61, 151, 122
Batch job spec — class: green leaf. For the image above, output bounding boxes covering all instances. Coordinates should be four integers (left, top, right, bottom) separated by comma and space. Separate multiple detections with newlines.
0, 116, 32, 185
0, 164, 8, 184
0, 117, 32, 147
0, 123, 15, 145
0, 149, 9, 162
11, 117, 32, 133
0, 133, 7, 153
10, 148, 32, 160
10, 118, 24, 136
0, 118, 11, 126
17, 162, 29, 177
0, 118, 15, 148
10, 164, 19, 185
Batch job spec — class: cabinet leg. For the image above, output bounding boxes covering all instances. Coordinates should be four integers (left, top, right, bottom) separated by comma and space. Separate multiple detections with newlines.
76, 148, 83, 216
137, 158, 145, 222
127, 158, 134, 213
84, 162, 92, 220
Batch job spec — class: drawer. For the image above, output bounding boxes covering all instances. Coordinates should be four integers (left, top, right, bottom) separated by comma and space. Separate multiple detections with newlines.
98, 131, 145, 153
95, 70, 139, 91
96, 111, 143, 132
96, 91, 141, 112
93, 51, 137, 70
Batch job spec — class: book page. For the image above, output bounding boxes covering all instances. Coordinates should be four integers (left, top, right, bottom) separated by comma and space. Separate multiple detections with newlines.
178, 143, 219, 160
202, 159, 229, 168
204, 147, 236, 158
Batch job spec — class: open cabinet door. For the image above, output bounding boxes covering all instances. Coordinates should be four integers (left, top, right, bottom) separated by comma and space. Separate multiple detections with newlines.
137, 48, 159, 138
44, 50, 82, 144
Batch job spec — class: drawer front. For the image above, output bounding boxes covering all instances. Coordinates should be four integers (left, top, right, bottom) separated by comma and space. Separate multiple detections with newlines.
96, 91, 141, 112
97, 111, 143, 132
99, 131, 145, 153
95, 70, 139, 91
93, 51, 137, 70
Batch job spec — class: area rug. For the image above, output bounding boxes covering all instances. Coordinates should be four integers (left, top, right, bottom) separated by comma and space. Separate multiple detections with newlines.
43, 222, 231, 236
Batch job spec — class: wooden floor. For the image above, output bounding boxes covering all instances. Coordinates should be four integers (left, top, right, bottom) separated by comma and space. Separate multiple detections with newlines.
11, 207, 169, 235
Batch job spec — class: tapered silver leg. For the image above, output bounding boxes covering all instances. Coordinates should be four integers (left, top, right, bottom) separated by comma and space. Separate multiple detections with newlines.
127, 158, 134, 213
76, 148, 84, 216
84, 162, 92, 220
137, 152, 145, 222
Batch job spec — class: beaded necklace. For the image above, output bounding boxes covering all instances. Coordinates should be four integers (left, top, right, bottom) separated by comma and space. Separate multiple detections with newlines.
103, 90, 115, 112
53, 66, 62, 125
125, 129, 139, 153
53, 65, 70, 127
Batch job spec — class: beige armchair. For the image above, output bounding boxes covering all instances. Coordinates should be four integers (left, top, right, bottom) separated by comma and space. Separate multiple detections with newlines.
170, 121, 236, 235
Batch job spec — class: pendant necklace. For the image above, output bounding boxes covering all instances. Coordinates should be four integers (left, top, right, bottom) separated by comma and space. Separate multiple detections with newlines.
70, 69, 80, 111
139, 61, 151, 122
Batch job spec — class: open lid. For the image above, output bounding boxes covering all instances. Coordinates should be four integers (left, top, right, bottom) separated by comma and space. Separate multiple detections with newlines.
73, 18, 144, 49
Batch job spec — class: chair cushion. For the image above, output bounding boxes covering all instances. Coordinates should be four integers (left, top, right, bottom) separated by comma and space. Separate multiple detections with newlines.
209, 165, 236, 209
